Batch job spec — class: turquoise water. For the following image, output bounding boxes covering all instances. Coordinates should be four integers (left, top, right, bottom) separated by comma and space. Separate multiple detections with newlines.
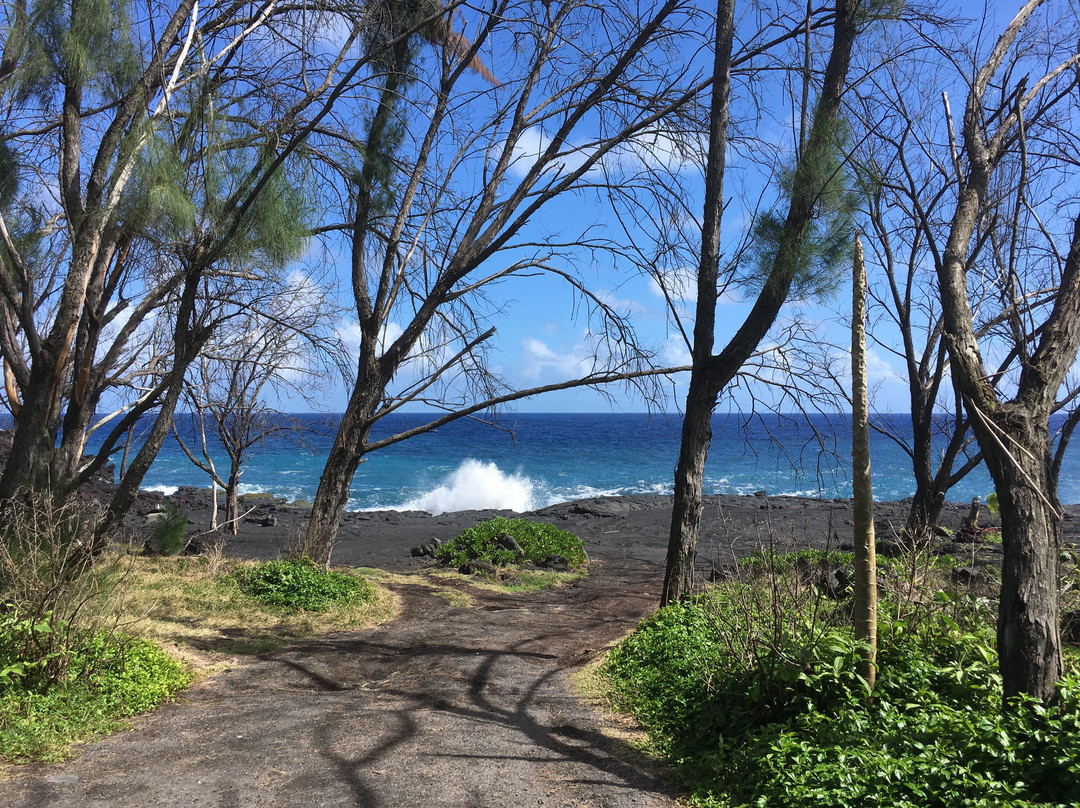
88, 412, 1080, 512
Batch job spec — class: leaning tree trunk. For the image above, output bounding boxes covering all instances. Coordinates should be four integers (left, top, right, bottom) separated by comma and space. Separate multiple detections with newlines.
851, 234, 878, 691
979, 412, 1063, 701
663, 376, 719, 605
302, 373, 381, 566
92, 273, 205, 546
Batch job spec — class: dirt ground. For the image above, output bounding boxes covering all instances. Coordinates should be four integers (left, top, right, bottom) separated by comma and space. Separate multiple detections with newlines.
0, 493, 1053, 808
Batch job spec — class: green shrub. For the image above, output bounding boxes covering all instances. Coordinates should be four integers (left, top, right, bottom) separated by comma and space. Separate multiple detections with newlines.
0, 610, 60, 691
234, 557, 374, 612
74, 634, 191, 716
0, 628, 191, 761
147, 502, 189, 555
603, 555, 1080, 808
436, 516, 587, 568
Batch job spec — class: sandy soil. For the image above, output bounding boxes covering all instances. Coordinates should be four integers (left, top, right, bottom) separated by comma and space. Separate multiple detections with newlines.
1, 492, 1067, 807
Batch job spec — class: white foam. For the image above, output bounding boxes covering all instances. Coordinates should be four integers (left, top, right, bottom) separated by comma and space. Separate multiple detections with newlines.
403, 459, 535, 515
144, 484, 179, 496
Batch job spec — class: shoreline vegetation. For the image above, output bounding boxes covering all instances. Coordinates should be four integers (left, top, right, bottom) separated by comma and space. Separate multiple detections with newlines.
3, 486, 1080, 804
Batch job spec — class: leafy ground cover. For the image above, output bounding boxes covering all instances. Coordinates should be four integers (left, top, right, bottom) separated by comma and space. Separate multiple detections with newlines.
233, 557, 375, 612
1, 551, 394, 763
435, 516, 588, 569
1, 623, 191, 762
602, 553, 1080, 808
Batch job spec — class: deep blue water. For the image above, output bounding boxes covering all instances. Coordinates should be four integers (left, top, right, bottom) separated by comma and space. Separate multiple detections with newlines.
73, 412, 1080, 511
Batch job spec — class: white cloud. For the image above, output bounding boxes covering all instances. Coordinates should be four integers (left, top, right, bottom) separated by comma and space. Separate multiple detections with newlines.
649, 267, 697, 305
649, 267, 742, 314
865, 347, 904, 385
660, 334, 691, 366
596, 288, 652, 318
505, 127, 590, 180
603, 127, 704, 175
335, 318, 403, 358
517, 336, 595, 381
504, 124, 702, 183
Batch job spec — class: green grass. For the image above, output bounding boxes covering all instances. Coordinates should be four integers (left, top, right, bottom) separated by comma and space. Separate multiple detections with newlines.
113, 554, 396, 656
602, 555, 1080, 808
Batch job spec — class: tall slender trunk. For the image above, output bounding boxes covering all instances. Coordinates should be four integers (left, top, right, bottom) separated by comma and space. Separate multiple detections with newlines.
209, 479, 219, 532
851, 235, 877, 691
660, 0, 735, 606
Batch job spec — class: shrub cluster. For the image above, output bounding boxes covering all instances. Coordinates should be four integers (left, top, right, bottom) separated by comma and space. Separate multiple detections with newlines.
234, 557, 375, 612
0, 618, 191, 761
0, 490, 192, 761
145, 502, 189, 555
603, 557, 1080, 808
435, 516, 587, 568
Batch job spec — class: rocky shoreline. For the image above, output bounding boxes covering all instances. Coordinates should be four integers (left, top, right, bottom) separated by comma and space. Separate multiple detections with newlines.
119, 486, 1080, 581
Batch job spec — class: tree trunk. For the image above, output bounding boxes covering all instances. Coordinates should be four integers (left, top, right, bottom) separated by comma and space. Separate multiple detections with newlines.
978, 412, 1062, 701
303, 432, 365, 567
302, 378, 378, 566
851, 234, 877, 691
0, 366, 57, 496
660, 0, 735, 605
210, 479, 219, 532
226, 478, 239, 536
662, 0, 859, 604
662, 376, 719, 605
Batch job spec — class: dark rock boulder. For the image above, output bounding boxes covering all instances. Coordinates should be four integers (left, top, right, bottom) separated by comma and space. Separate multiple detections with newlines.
537, 554, 571, 572
819, 566, 852, 600
459, 560, 497, 576
494, 532, 524, 556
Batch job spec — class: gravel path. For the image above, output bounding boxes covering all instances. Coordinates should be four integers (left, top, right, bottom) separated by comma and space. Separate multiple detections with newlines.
0, 493, 1035, 807
0, 555, 678, 807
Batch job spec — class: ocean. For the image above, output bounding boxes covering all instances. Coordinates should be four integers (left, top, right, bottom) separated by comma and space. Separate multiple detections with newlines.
84, 412, 1080, 512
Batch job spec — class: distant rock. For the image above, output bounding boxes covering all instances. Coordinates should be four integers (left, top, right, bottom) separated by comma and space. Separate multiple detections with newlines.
459, 560, 497, 576
537, 554, 571, 572
494, 532, 524, 557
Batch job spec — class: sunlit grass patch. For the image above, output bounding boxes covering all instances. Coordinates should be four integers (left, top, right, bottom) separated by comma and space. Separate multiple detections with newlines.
115, 554, 397, 658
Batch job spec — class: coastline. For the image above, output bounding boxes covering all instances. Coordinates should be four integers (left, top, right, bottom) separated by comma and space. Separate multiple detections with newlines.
118, 488, 1080, 574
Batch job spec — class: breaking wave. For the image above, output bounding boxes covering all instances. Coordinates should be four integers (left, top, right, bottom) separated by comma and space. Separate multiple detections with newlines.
402, 459, 537, 515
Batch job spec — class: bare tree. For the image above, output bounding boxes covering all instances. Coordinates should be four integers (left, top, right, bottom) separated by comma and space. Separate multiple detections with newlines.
175, 280, 339, 533
661, 0, 865, 605
926, 0, 1080, 702
298, 0, 711, 565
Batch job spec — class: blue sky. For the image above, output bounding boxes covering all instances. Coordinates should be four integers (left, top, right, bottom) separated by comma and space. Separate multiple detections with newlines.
293, 0, 1019, 416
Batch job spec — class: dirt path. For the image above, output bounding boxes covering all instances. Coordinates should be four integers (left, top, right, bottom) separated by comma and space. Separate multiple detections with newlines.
1, 493, 1028, 806
0, 555, 679, 808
